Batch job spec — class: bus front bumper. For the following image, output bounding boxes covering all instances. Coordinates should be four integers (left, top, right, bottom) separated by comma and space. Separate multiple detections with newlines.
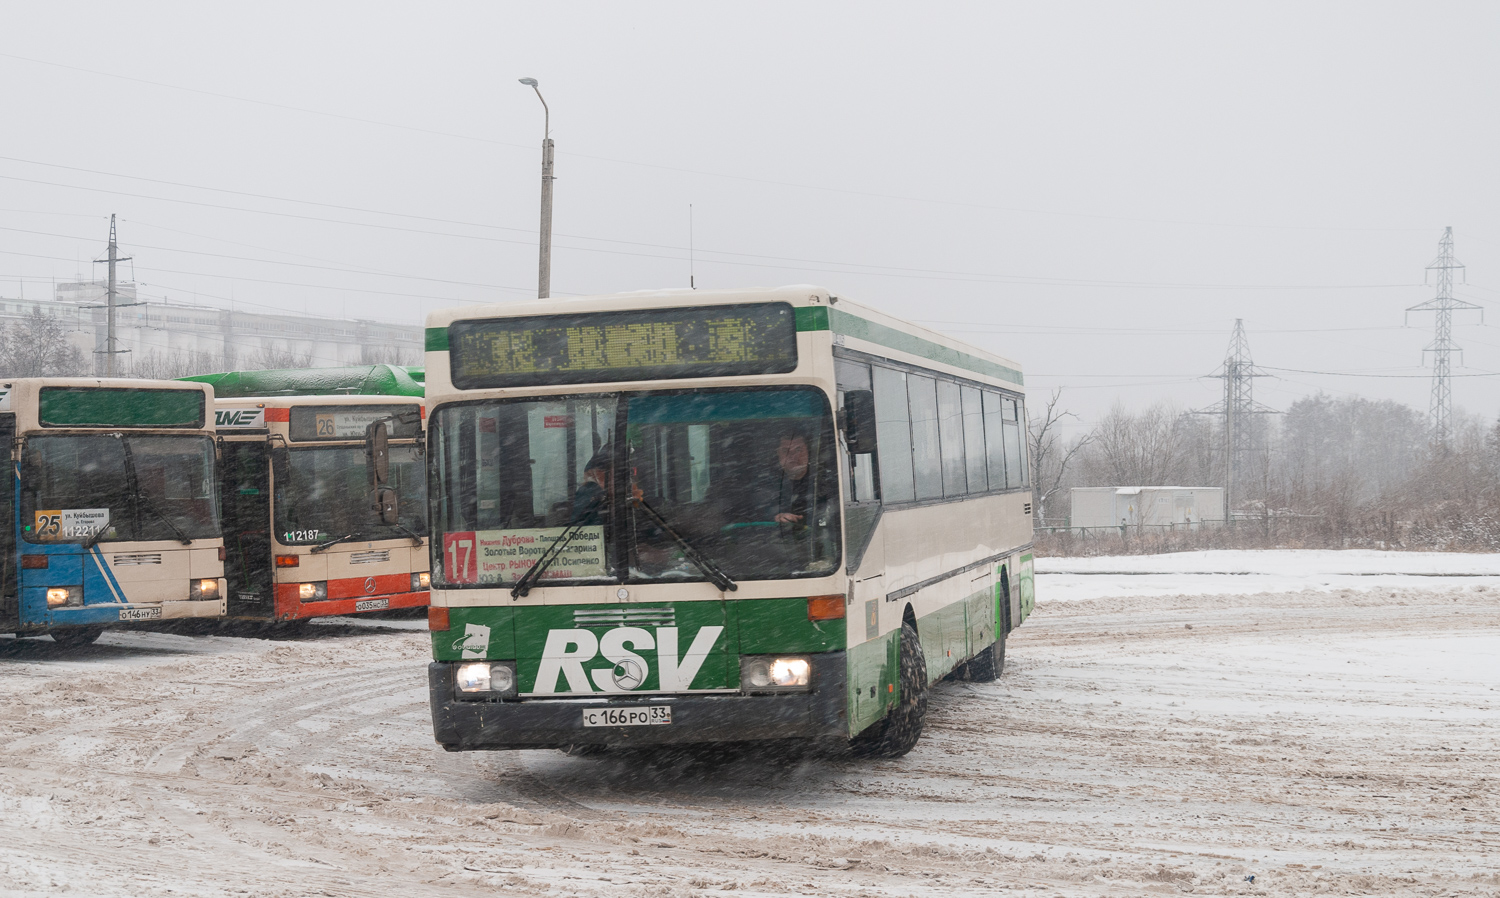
38, 596, 226, 628
428, 652, 848, 751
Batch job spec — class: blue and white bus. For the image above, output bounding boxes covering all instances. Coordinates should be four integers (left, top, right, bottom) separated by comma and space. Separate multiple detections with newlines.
1, 378, 226, 646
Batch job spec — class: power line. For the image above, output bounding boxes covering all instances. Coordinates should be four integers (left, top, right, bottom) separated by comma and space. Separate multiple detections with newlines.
0, 53, 1438, 234
1260, 364, 1500, 378
0, 186, 1433, 290
0, 223, 535, 294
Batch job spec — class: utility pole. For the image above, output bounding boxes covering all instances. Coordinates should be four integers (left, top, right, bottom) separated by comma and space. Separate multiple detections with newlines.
519, 78, 553, 299
1195, 320, 1277, 518
1407, 227, 1480, 448
96, 215, 132, 377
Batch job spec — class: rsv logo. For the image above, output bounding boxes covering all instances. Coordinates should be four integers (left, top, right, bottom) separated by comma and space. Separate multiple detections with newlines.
533, 626, 724, 695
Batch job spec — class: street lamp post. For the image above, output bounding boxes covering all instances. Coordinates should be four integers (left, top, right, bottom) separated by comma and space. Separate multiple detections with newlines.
519, 78, 553, 299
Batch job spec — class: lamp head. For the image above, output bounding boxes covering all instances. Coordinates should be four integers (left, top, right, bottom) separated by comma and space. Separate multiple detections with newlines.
518, 78, 538, 87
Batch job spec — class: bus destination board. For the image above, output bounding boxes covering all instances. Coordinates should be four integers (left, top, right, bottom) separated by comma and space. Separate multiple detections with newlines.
447, 302, 798, 388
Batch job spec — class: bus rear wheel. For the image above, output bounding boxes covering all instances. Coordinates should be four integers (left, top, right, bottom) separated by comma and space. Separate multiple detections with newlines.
961, 635, 1006, 682
851, 622, 927, 758
50, 627, 103, 648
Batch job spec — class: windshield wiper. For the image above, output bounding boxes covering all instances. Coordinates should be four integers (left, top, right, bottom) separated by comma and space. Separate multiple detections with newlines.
120, 438, 192, 545
137, 494, 194, 545
387, 522, 424, 546
630, 496, 737, 593
510, 519, 590, 600
310, 531, 362, 554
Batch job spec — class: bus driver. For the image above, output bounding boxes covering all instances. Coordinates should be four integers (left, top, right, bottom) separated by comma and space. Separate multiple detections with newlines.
773, 430, 833, 532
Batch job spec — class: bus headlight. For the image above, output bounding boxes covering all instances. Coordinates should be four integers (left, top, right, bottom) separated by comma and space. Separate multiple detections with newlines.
190, 579, 220, 600
412, 572, 431, 590
46, 587, 82, 608
455, 661, 517, 699
740, 656, 812, 693
297, 582, 328, 602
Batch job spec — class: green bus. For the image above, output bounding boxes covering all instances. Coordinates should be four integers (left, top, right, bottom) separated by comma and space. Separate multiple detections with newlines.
416, 288, 1033, 757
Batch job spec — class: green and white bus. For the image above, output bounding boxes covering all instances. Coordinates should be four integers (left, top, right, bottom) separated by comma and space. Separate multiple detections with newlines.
418, 287, 1033, 756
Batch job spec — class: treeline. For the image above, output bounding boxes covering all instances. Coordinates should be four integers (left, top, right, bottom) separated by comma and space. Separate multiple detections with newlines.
0, 310, 413, 379
1030, 390, 1500, 554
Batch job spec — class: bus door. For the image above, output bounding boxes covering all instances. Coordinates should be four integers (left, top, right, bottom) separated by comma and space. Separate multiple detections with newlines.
221, 439, 272, 618
0, 414, 14, 630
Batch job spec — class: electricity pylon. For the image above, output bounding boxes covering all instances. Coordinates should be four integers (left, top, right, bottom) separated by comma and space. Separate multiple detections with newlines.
1196, 319, 1277, 517
1407, 227, 1480, 448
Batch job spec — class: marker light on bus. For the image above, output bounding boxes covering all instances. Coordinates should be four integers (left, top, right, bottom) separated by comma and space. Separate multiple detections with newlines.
297, 581, 328, 602
45, 587, 80, 608
455, 661, 517, 698
275, 555, 299, 568
428, 607, 450, 631
412, 572, 431, 591
190, 579, 220, 600
806, 594, 845, 621
740, 656, 812, 693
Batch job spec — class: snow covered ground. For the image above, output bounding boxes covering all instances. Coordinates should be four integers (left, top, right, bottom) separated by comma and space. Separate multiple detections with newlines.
2, 552, 1498, 896
1040, 548, 1500, 601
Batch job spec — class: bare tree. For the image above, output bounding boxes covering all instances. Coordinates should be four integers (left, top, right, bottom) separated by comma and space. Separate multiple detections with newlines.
245, 345, 314, 369
359, 342, 416, 366
0, 310, 89, 377
1028, 388, 1091, 527
1078, 401, 1194, 487
129, 348, 227, 380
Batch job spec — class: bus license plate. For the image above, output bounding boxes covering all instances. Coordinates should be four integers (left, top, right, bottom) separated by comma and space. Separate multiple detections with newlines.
119, 606, 162, 621
582, 706, 672, 727
355, 598, 389, 612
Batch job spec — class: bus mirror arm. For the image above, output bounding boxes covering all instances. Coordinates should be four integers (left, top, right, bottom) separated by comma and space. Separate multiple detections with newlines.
843, 390, 878, 455
365, 421, 391, 487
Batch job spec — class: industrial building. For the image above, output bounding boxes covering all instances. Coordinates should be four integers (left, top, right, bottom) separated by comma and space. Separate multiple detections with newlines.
1069, 486, 1226, 531
0, 280, 421, 375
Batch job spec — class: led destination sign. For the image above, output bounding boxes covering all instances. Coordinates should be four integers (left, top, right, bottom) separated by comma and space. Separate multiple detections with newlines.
448, 302, 798, 388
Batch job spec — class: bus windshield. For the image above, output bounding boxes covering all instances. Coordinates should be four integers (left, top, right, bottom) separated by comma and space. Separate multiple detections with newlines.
274, 444, 428, 545
430, 386, 840, 587
23, 434, 219, 544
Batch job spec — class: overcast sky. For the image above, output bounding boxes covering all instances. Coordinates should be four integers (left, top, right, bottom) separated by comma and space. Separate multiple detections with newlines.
4, 2, 1499, 429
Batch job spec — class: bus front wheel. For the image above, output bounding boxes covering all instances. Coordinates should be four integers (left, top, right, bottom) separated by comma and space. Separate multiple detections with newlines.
851, 622, 928, 758
50, 627, 103, 648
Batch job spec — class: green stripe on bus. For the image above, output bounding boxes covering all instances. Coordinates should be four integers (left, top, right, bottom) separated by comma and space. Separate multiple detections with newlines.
425, 327, 450, 352
794, 306, 829, 331
829, 308, 1023, 387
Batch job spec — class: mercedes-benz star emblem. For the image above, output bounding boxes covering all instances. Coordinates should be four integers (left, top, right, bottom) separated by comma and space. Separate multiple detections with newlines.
611, 658, 644, 690
364, 577, 377, 594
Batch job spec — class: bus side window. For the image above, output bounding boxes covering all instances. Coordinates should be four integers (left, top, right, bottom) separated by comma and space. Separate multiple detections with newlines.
872, 365, 915, 504
834, 358, 876, 503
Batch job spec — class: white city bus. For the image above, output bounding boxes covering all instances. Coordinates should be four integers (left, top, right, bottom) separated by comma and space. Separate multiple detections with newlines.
1, 378, 226, 645
417, 287, 1033, 756
215, 394, 429, 622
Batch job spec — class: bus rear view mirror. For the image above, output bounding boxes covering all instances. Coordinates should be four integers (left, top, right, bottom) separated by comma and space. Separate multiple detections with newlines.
843, 390, 877, 454
370, 486, 399, 525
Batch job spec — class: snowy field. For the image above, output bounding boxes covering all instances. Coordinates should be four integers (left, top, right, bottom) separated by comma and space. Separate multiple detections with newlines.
2, 551, 1498, 897
1040, 548, 1500, 602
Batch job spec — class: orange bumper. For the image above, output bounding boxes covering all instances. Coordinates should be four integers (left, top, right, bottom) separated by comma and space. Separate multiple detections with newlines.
275, 572, 429, 620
